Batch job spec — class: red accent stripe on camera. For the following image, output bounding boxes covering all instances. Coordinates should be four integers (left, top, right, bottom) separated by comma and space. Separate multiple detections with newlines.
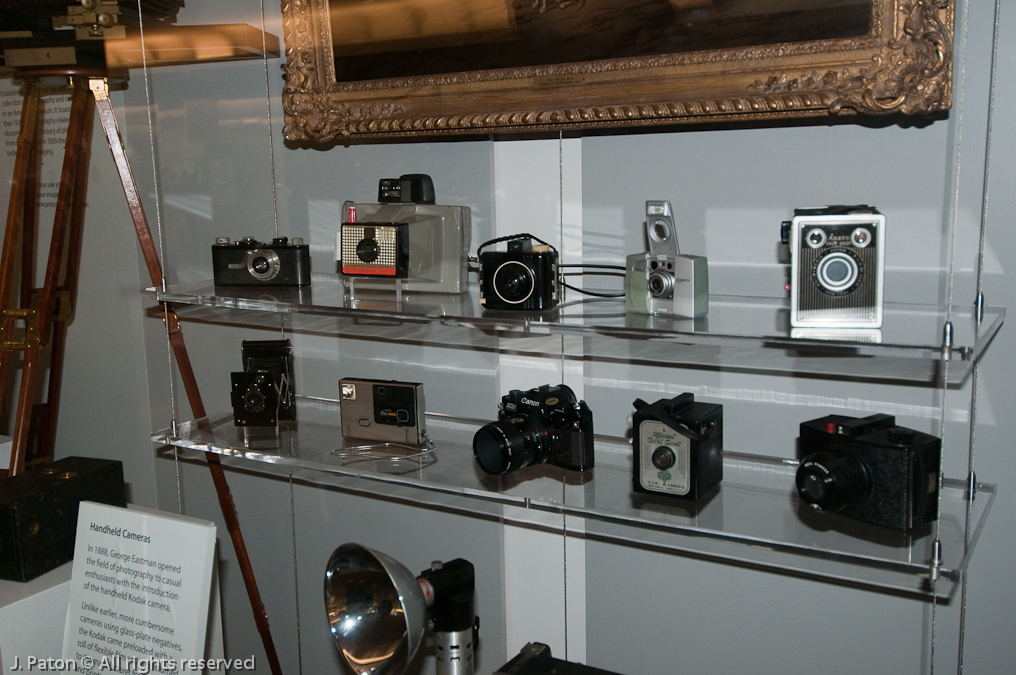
342, 266, 396, 276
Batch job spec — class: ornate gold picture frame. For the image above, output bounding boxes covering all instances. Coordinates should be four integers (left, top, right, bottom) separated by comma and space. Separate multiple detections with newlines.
281, 0, 953, 142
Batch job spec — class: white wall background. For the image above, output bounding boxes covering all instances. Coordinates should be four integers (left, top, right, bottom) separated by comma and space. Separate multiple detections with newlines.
1, 0, 1014, 672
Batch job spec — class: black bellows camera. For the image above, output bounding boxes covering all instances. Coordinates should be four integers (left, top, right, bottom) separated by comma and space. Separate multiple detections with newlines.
795, 413, 940, 531
230, 340, 296, 427
478, 235, 560, 311
212, 236, 311, 287
632, 394, 723, 500
472, 384, 594, 475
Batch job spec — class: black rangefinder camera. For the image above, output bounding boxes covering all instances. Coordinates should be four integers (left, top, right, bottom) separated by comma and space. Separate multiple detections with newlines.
473, 383, 593, 475
795, 413, 940, 531
230, 339, 296, 427
632, 393, 723, 500
478, 235, 559, 311
212, 236, 311, 287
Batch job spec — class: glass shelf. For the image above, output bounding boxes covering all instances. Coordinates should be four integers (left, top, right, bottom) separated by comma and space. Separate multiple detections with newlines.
153, 401, 994, 598
149, 275, 1004, 385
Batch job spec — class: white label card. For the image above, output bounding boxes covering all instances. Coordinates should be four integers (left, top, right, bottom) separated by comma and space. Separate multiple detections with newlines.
61, 502, 216, 675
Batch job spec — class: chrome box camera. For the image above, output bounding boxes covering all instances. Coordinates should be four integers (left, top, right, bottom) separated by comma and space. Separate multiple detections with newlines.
325, 544, 477, 675
783, 205, 886, 328
795, 413, 940, 531
477, 234, 560, 311
212, 236, 311, 287
625, 200, 708, 318
472, 383, 593, 475
336, 174, 471, 294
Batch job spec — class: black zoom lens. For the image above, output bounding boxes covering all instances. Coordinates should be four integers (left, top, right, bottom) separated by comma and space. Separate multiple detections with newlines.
796, 450, 869, 513
473, 417, 548, 475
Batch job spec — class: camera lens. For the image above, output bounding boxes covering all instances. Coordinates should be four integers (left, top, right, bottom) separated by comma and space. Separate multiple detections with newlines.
647, 270, 674, 298
243, 386, 266, 413
245, 249, 281, 281
796, 449, 869, 513
492, 261, 535, 304
473, 416, 548, 475
651, 446, 676, 470
356, 238, 380, 263
815, 251, 860, 294
805, 228, 826, 248
251, 256, 271, 275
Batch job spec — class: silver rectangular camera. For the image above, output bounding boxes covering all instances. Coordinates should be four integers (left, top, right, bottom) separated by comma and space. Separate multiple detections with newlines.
339, 378, 426, 445
786, 206, 886, 329
625, 200, 708, 319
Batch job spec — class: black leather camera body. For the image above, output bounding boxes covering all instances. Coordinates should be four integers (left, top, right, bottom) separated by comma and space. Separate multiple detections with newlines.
478, 236, 559, 311
212, 236, 311, 287
795, 413, 940, 531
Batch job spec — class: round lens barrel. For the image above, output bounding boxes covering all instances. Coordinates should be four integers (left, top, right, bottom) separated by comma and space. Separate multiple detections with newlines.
473, 417, 545, 475
796, 450, 869, 513
492, 262, 535, 304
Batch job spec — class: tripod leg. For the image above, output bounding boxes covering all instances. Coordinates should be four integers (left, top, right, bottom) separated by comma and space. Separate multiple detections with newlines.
7, 79, 93, 476
0, 83, 41, 473
89, 78, 284, 675
32, 85, 95, 465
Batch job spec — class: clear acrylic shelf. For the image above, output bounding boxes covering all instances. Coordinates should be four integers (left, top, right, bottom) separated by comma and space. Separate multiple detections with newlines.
150, 275, 1004, 385
153, 401, 994, 598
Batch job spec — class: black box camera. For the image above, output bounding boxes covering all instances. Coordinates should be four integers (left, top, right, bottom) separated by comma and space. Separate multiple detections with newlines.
212, 236, 311, 287
632, 393, 723, 500
473, 383, 593, 475
478, 235, 559, 311
796, 413, 940, 531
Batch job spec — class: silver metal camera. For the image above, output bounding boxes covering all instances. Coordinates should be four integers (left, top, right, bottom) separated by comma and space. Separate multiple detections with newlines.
625, 200, 708, 318
336, 175, 471, 294
339, 378, 426, 445
784, 205, 886, 328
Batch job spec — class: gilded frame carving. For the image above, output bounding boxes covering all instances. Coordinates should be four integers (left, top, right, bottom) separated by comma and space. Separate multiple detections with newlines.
281, 0, 953, 142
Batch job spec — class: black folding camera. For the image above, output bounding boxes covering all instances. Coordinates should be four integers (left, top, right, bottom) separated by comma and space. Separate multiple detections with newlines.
795, 413, 940, 531
478, 235, 560, 311
212, 236, 311, 287
472, 383, 593, 475
230, 340, 295, 427
632, 393, 723, 500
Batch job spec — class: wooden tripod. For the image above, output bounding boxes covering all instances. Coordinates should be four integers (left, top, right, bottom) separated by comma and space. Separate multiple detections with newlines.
0, 69, 283, 674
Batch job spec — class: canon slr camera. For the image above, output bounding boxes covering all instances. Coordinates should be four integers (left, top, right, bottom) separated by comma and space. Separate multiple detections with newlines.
626, 200, 708, 319
230, 340, 296, 427
795, 413, 940, 531
632, 393, 723, 500
782, 205, 886, 328
336, 174, 471, 294
212, 236, 310, 287
339, 378, 426, 445
472, 383, 593, 475
478, 235, 560, 311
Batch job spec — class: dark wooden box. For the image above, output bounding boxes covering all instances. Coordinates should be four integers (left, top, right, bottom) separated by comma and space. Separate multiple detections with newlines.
0, 456, 126, 581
